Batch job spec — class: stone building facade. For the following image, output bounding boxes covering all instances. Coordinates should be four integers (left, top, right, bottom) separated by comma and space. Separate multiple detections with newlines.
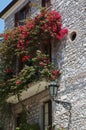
52, 0, 86, 129
0, 0, 86, 130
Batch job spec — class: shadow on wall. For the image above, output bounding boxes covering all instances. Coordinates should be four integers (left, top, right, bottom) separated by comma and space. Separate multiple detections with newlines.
54, 99, 72, 130
52, 37, 67, 71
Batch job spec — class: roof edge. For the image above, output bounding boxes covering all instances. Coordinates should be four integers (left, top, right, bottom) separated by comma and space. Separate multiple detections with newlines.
0, 0, 18, 18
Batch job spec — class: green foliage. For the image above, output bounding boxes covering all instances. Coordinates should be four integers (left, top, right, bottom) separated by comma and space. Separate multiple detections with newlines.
16, 124, 40, 130
19, 123, 40, 130
16, 127, 20, 130
0, 50, 60, 103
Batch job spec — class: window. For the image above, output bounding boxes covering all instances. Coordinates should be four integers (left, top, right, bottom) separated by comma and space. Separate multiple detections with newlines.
15, 2, 31, 26
40, 38, 51, 61
43, 100, 52, 130
69, 31, 77, 41
42, 0, 51, 8
16, 113, 22, 127
16, 112, 28, 127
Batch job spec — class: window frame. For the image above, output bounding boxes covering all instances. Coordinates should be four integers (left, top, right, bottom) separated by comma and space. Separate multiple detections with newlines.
15, 3, 30, 27
40, 38, 52, 62
16, 113, 22, 127
43, 100, 52, 130
42, 0, 51, 8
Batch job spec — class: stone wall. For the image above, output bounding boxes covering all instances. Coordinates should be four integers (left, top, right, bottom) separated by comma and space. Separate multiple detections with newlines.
4, 14, 15, 30
52, 0, 86, 129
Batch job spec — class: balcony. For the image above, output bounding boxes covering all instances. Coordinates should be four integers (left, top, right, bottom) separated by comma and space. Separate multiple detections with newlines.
7, 80, 49, 104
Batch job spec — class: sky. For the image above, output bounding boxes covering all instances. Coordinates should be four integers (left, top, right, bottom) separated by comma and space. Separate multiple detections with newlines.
0, 0, 12, 34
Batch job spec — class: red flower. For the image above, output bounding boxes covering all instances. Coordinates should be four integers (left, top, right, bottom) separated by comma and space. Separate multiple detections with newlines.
3, 34, 10, 40
52, 25, 57, 32
56, 28, 68, 40
17, 43, 21, 48
16, 80, 21, 86
22, 55, 32, 62
39, 62, 45, 67
52, 69, 60, 76
42, 24, 48, 31
22, 30, 28, 37
26, 21, 34, 30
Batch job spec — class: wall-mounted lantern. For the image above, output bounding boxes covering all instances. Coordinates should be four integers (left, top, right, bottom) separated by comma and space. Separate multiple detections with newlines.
49, 81, 59, 99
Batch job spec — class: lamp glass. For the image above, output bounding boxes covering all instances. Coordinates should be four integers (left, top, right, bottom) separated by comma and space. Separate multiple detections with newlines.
49, 81, 57, 98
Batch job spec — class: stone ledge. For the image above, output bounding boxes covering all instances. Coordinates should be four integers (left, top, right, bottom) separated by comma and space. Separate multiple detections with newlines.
7, 80, 49, 104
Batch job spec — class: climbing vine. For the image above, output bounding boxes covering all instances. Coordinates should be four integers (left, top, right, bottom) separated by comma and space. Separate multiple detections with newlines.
0, 9, 68, 104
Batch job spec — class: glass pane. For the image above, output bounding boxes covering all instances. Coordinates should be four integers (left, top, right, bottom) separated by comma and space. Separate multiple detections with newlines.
45, 113, 48, 125
45, 103, 48, 112
50, 86, 54, 97
20, 10, 26, 20
43, 101, 52, 130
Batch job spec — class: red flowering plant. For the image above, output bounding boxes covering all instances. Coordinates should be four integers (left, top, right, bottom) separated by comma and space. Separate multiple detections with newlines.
0, 9, 68, 69
22, 55, 32, 66
0, 9, 67, 101
16, 80, 21, 86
